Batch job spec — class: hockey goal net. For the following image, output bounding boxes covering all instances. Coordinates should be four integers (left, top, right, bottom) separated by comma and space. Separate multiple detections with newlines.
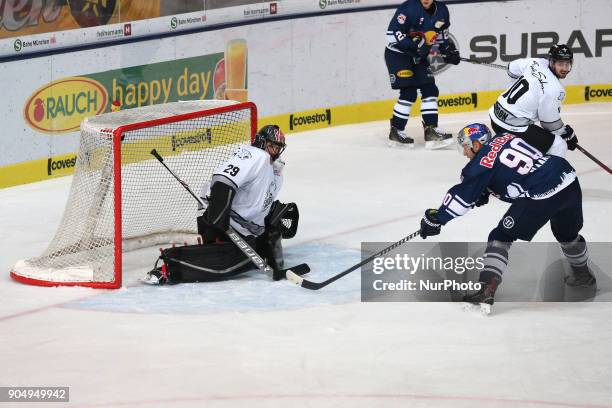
11, 100, 257, 289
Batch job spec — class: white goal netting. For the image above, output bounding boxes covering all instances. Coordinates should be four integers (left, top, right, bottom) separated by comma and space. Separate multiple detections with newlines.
12, 100, 256, 288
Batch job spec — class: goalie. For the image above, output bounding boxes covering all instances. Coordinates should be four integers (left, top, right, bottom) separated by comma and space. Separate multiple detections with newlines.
145, 125, 299, 284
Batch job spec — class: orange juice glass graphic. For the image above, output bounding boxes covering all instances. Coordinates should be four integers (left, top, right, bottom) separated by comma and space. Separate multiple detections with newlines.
224, 39, 248, 102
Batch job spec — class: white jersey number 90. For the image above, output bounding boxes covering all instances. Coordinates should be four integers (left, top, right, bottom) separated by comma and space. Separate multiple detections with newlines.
499, 138, 542, 175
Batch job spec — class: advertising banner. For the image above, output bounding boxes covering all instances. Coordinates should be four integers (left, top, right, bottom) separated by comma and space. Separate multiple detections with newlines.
20, 39, 246, 135
0, 1, 161, 38
0, 0, 399, 58
0, 35, 249, 188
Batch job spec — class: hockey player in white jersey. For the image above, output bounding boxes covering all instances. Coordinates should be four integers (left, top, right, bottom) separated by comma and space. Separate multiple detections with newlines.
199, 125, 286, 240
146, 125, 300, 284
489, 44, 578, 156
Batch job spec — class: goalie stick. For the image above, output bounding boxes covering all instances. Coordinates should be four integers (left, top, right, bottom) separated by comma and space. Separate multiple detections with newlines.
459, 57, 506, 71
149, 149, 310, 280
286, 229, 421, 290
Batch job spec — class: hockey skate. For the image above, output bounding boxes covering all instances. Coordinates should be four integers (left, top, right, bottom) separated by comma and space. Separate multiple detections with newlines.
564, 265, 596, 288
462, 276, 501, 315
388, 126, 415, 148
141, 265, 170, 285
424, 124, 454, 150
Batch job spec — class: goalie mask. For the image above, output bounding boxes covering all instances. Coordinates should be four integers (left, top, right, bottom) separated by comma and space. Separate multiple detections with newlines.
253, 124, 286, 161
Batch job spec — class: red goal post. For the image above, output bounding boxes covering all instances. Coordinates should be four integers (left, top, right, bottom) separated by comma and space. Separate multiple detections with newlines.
11, 100, 258, 289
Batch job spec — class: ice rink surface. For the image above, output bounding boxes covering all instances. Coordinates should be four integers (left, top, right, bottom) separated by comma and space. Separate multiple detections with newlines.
1, 103, 611, 407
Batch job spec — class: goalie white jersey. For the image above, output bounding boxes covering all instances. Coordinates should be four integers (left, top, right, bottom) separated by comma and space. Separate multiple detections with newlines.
206, 145, 283, 237
490, 58, 566, 133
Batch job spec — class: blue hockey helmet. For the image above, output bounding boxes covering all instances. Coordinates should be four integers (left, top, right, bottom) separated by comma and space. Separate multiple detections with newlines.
457, 123, 492, 150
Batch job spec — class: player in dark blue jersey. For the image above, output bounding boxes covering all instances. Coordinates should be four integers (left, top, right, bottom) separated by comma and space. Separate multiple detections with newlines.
419, 123, 595, 310
385, 0, 460, 149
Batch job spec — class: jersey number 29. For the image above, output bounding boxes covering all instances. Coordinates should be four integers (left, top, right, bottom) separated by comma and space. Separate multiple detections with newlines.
223, 164, 240, 177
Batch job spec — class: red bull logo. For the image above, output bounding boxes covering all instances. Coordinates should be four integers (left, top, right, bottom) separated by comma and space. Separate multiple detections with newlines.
466, 126, 479, 136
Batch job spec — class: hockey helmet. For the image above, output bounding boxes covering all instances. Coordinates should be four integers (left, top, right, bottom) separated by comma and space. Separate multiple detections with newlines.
252, 124, 286, 160
457, 123, 492, 150
548, 44, 573, 64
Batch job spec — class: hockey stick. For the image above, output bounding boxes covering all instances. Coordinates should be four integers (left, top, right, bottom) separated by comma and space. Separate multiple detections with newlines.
149, 149, 310, 279
460, 57, 507, 71
286, 229, 421, 290
575, 144, 612, 175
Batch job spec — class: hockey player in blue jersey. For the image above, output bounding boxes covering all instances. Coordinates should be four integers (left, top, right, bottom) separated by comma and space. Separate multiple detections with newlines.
419, 123, 595, 310
385, 0, 460, 149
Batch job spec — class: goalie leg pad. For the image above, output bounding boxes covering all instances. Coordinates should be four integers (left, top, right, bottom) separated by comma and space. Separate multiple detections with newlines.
157, 238, 257, 283
253, 201, 300, 277
256, 235, 284, 273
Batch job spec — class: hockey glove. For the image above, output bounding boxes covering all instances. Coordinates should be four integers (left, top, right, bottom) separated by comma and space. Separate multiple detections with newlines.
409, 32, 430, 58
443, 50, 460, 65
560, 125, 578, 151
420, 209, 442, 239
440, 41, 460, 65
474, 191, 490, 207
